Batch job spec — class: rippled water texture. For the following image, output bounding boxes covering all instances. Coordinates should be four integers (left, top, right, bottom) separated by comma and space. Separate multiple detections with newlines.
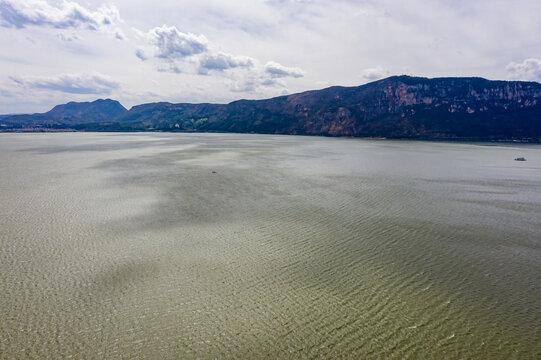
1, 133, 540, 359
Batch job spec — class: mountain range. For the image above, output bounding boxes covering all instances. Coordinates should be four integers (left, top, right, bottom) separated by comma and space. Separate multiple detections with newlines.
2, 75, 541, 140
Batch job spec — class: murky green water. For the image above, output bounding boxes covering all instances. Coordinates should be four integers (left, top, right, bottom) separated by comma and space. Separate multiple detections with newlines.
1, 133, 540, 359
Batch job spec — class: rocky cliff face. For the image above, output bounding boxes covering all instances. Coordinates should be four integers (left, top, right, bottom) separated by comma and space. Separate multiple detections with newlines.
149, 75, 539, 139
268, 76, 541, 138
379, 77, 541, 109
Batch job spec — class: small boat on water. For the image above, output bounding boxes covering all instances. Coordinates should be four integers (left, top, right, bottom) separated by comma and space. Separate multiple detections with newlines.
514, 157, 527, 161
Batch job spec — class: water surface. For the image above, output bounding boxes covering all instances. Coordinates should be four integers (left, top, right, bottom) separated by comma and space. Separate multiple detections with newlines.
1, 133, 540, 359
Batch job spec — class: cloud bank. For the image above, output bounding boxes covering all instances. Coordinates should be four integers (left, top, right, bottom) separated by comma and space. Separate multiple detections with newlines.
506, 58, 541, 82
264, 61, 304, 78
0, 0, 120, 30
150, 25, 208, 59
11, 72, 119, 94
361, 66, 389, 82
199, 52, 255, 73
134, 23, 305, 92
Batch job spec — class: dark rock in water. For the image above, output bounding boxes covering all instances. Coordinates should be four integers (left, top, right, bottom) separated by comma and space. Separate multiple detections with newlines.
514, 157, 527, 161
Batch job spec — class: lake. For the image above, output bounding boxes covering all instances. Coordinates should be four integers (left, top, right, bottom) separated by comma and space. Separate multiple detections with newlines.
0, 132, 540, 359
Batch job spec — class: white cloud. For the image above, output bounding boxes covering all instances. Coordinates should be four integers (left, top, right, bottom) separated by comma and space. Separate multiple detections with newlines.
199, 52, 254, 73
136, 23, 304, 92
149, 25, 208, 59
56, 32, 80, 42
361, 66, 389, 81
135, 49, 148, 61
157, 63, 182, 74
225, 65, 296, 94
259, 77, 286, 88
264, 61, 304, 78
0, 0, 121, 31
506, 58, 541, 82
10, 72, 119, 94
230, 77, 257, 93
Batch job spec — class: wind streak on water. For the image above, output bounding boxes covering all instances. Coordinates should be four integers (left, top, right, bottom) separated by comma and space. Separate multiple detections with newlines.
0, 133, 540, 359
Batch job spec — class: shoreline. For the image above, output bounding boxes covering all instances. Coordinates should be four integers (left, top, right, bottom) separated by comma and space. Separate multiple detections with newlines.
1, 128, 540, 143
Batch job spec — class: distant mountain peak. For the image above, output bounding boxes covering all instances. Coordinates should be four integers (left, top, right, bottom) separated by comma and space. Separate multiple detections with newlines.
2, 99, 127, 126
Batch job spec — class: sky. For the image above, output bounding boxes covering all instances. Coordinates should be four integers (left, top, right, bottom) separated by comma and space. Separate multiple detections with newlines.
1, 0, 541, 114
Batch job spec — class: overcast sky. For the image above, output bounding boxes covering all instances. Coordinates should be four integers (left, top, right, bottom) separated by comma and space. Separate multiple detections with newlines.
1, 0, 541, 113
